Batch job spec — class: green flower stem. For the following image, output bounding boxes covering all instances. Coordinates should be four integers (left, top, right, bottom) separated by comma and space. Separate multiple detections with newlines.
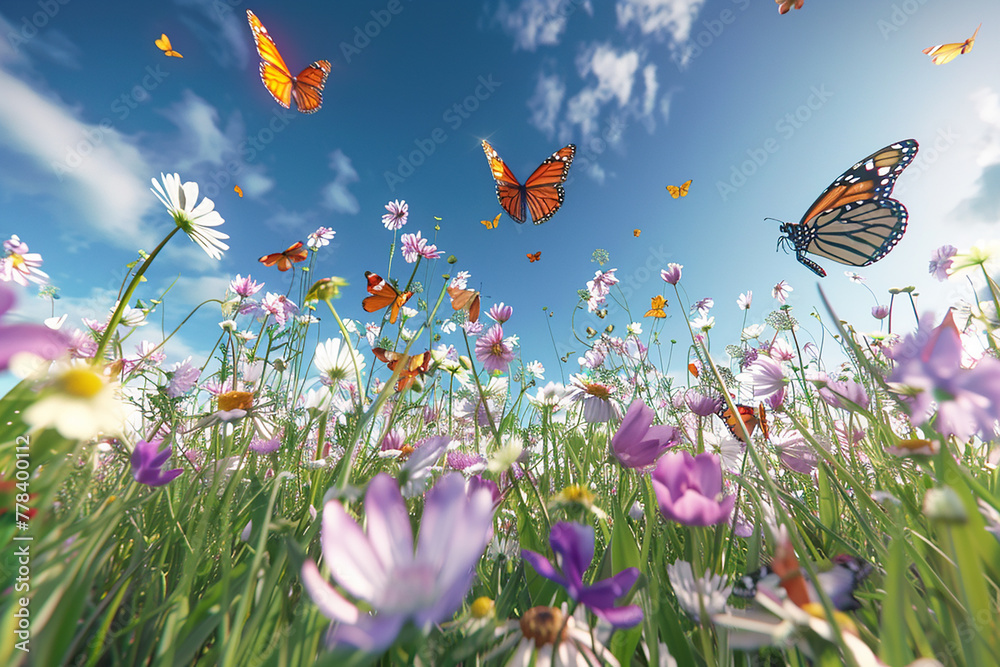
93, 227, 180, 362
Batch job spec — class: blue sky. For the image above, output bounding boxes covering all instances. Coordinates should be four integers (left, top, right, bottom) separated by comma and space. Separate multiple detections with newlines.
2, 0, 999, 390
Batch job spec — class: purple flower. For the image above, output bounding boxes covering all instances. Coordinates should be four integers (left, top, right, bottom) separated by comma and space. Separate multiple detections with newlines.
872, 304, 889, 320
229, 274, 263, 298
249, 436, 281, 454
745, 356, 788, 398
400, 231, 441, 263
0, 235, 48, 286
0, 284, 67, 371
447, 450, 485, 471
474, 324, 515, 373
307, 226, 336, 250
817, 378, 869, 410
487, 302, 513, 324
661, 263, 682, 285
301, 473, 495, 653
888, 310, 1000, 441
684, 389, 723, 417
928, 245, 957, 281
131, 439, 183, 487
569, 377, 621, 423
522, 522, 643, 629
690, 297, 713, 315
165, 357, 200, 397
382, 199, 408, 230
652, 451, 734, 526
611, 399, 679, 469
259, 292, 298, 327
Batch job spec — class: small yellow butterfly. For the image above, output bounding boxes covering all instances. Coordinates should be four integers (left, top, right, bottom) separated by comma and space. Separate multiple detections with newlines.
644, 295, 668, 318
155, 33, 183, 58
923, 23, 981, 65
633, 229, 641, 237
481, 213, 501, 230
665, 179, 692, 198
234, 185, 243, 197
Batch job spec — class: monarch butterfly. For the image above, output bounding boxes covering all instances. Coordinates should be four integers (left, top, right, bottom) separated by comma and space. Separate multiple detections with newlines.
527, 251, 541, 263
234, 185, 243, 197
665, 179, 692, 198
717, 403, 759, 443
362, 271, 413, 325
259, 241, 308, 271
645, 295, 667, 318
777, 139, 918, 277
247, 10, 331, 114
481, 213, 501, 230
155, 34, 183, 58
372, 348, 432, 391
446, 286, 480, 323
923, 23, 981, 65
482, 140, 575, 224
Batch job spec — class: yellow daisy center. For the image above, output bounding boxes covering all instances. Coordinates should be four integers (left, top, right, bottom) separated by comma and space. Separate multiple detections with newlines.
218, 390, 254, 411
471, 596, 494, 619
58, 367, 105, 398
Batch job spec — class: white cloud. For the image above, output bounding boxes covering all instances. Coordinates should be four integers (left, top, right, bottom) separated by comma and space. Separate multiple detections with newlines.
0, 60, 154, 248
615, 0, 706, 45
174, 0, 251, 69
321, 149, 360, 214
494, 0, 592, 51
641, 64, 658, 117
563, 44, 640, 140
527, 72, 566, 137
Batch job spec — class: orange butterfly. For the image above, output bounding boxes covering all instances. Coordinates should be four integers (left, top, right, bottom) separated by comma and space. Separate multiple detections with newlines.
258, 241, 308, 271
527, 251, 541, 263
372, 348, 432, 391
446, 286, 480, 323
362, 272, 413, 325
234, 185, 243, 197
923, 24, 981, 65
757, 402, 770, 441
247, 10, 331, 114
155, 34, 183, 58
645, 295, 667, 318
666, 179, 692, 198
717, 403, 759, 443
633, 229, 641, 237
688, 362, 700, 378
482, 140, 575, 224
481, 213, 501, 230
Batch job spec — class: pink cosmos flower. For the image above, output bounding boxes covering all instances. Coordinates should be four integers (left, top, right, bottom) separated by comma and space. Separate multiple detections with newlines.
772, 280, 793, 304
652, 451, 734, 526
928, 245, 957, 281
230, 274, 263, 298
382, 199, 408, 230
487, 302, 513, 324
586, 269, 619, 312
569, 376, 621, 423
661, 263, 682, 285
400, 231, 441, 263
746, 355, 788, 398
259, 293, 298, 327
450, 271, 471, 290
684, 389, 723, 417
475, 324, 515, 373
0, 235, 49, 286
166, 357, 201, 397
307, 226, 336, 250
872, 305, 889, 320
690, 297, 714, 315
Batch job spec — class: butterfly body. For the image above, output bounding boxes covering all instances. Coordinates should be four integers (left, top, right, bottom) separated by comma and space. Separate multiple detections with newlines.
778, 139, 918, 277
247, 10, 330, 113
363, 272, 413, 324
482, 140, 575, 224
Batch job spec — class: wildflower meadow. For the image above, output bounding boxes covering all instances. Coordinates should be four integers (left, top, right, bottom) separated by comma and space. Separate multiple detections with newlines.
2, 170, 1000, 667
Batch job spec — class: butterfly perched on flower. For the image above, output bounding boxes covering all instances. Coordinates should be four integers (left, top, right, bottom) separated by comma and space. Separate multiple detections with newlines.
645, 295, 667, 318
247, 10, 331, 114
234, 185, 243, 197
717, 403, 759, 443
481, 213, 501, 230
734, 553, 873, 612
362, 272, 413, 325
372, 348, 432, 392
923, 24, 981, 65
776, 140, 918, 277
665, 179, 692, 198
155, 34, 183, 58
482, 140, 575, 224
258, 241, 308, 271
527, 251, 541, 263
634, 229, 641, 237
446, 286, 480, 323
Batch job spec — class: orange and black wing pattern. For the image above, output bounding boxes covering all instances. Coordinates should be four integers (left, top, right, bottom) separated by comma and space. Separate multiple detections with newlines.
258, 241, 308, 271
482, 140, 575, 224
362, 272, 413, 324
373, 348, 432, 391
717, 403, 759, 443
247, 10, 331, 114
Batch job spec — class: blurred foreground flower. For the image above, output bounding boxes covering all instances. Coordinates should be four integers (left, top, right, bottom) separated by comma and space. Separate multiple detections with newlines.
652, 451, 734, 526
151, 173, 229, 260
494, 604, 620, 666
1, 234, 49, 286
301, 473, 495, 653
522, 522, 642, 628
667, 560, 732, 622
0, 284, 67, 371
131, 439, 183, 487
23, 361, 126, 440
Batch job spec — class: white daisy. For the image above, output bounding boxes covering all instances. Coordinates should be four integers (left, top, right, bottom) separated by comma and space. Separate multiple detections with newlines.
151, 173, 229, 260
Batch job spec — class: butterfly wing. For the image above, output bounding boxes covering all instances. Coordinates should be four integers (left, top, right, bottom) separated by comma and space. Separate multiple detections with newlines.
634, 229, 641, 236
717, 404, 759, 443
923, 24, 980, 64
155, 34, 183, 57
234, 185, 243, 197
482, 140, 527, 223
362, 271, 398, 314
447, 287, 481, 322
521, 144, 575, 224
527, 252, 541, 262
258, 252, 283, 268
679, 179, 692, 196
666, 185, 680, 198
247, 10, 294, 108
291, 61, 331, 114
779, 139, 918, 277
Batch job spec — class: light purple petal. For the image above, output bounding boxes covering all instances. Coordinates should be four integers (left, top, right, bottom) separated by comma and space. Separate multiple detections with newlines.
550, 522, 594, 591
0, 324, 68, 370
363, 474, 413, 572
301, 559, 360, 623
691, 453, 723, 496
329, 613, 406, 653
320, 499, 386, 601
522, 549, 568, 588
591, 602, 644, 629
